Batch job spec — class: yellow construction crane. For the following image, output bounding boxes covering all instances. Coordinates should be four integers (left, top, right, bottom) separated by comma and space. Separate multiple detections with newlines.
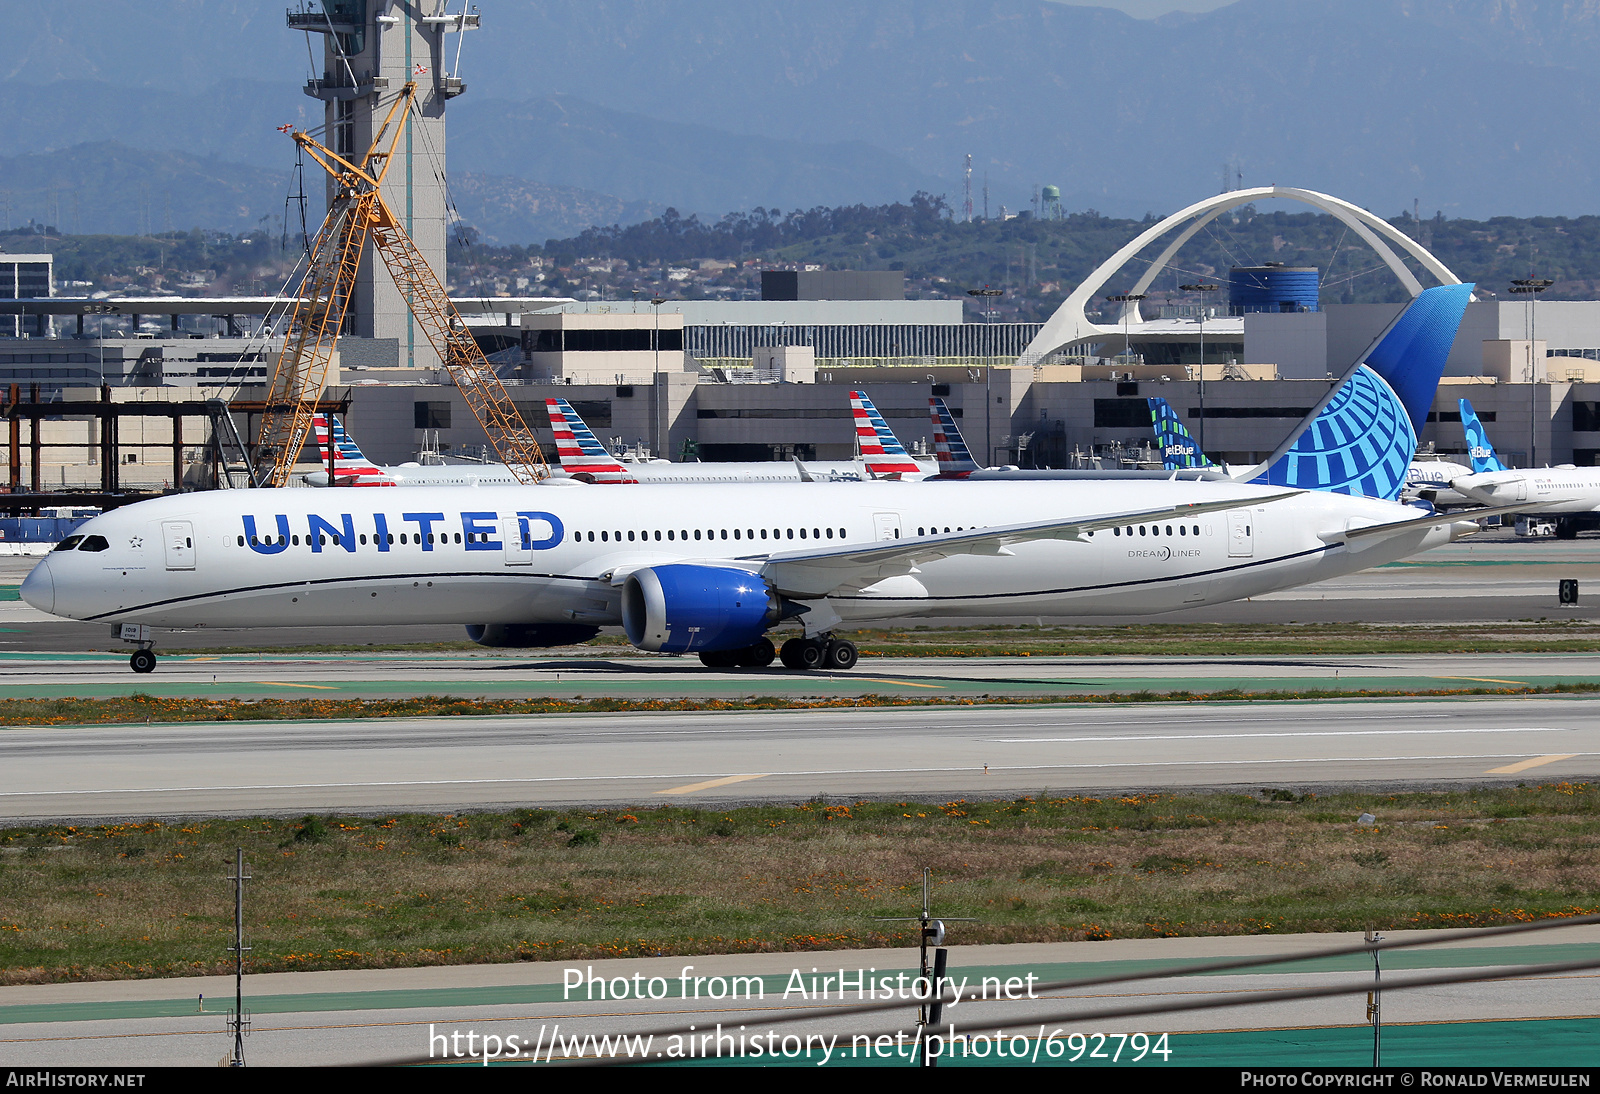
255, 82, 548, 487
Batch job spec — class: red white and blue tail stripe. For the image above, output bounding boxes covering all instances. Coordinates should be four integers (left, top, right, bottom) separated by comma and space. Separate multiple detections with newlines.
311, 414, 394, 486
929, 396, 980, 477
544, 398, 636, 484
849, 391, 924, 478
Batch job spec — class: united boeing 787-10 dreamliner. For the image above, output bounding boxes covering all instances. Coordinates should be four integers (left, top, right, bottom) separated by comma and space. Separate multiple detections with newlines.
25, 285, 1512, 673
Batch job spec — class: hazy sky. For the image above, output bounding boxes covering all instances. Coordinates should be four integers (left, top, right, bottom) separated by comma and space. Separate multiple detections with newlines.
1049, 0, 1237, 17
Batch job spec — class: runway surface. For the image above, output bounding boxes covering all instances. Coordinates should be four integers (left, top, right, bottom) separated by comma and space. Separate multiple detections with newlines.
1, 929, 1595, 1066
2, 697, 1597, 822
0, 649, 1597, 702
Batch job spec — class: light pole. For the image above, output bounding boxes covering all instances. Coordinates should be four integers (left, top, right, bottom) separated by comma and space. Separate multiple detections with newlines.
1105, 293, 1145, 376
967, 287, 1004, 465
1180, 282, 1219, 457
1510, 278, 1552, 467
649, 296, 667, 458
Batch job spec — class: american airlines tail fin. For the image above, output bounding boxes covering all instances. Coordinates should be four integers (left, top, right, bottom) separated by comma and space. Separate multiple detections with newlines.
929, 396, 981, 476
849, 391, 925, 477
310, 414, 394, 486
1459, 397, 1510, 473
1239, 283, 1473, 499
544, 398, 636, 483
1148, 398, 1215, 471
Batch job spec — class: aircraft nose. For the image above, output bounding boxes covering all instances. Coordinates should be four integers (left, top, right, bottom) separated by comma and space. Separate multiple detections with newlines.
20, 557, 54, 615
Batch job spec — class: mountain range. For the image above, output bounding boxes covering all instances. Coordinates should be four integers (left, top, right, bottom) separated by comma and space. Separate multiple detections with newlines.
3, 1, 1599, 242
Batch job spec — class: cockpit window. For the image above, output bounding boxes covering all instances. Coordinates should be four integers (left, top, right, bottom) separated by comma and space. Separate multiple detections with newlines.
78, 536, 111, 553
53, 536, 83, 552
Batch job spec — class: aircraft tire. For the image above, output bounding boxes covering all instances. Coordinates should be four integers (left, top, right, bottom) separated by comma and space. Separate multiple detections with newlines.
130, 649, 157, 674
737, 637, 776, 668
698, 649, 741, 669
1556, 519, 1579, 540
780, 638, 825, 671
824, 640, 859, 671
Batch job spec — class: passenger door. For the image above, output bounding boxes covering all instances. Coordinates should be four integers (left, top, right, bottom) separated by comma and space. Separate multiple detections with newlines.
161, 521, 195, 570
502, 517, 532, 565
1227, 511, 1253, 558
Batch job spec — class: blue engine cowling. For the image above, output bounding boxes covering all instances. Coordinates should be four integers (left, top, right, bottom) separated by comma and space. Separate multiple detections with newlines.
621, 564, 780, 654
465, 623, 601, 648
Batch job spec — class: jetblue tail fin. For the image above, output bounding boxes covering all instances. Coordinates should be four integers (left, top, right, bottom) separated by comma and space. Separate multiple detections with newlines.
544, 398, 636, 483
849, 391, 924, 477
1459, 397, 1509, 473
1242, 283, 1473, 499
929, 396, 981, 476
1148, 397, 1214, 471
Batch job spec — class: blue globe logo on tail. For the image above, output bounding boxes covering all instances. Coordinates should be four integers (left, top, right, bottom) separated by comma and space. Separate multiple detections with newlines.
1255, 366, 1416, 498
1248, 283, 1473, 500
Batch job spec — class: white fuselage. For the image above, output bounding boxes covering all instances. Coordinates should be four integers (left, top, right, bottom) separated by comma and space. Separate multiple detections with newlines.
23, 479, 1463, 634
309, 459, 934, 487
1452, 468, 1600, 514
1406, 459, 1472, 486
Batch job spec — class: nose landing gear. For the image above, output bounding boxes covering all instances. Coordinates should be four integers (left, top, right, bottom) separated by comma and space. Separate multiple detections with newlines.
114, 624, 158, 674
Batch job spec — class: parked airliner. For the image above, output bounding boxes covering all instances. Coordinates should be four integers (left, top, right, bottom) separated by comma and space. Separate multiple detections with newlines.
304, 415, 520, 487
547, 393, 938, 483
1451, 397, 1600, 536
308, 394, 938, 487
23, 285, 1513, 674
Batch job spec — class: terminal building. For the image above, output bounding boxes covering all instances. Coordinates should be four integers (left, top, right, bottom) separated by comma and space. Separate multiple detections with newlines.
5, 161, 1600, 487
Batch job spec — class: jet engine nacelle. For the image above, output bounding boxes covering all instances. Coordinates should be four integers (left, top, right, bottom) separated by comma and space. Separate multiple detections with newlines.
621, 564, 781, 654
464, 623, 601, 648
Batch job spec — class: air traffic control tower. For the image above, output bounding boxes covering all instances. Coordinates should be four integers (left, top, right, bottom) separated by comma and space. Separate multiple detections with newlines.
288, 1, 478, 371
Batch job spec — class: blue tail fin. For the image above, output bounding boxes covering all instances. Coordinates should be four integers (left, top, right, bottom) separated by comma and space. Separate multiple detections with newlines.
1245, 283, 1473, 499
1148, 397, 1214, 470
1459, 397, 1509, 472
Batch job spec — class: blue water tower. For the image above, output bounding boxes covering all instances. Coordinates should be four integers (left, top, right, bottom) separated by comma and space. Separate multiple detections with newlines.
1228, 263, 1319, 315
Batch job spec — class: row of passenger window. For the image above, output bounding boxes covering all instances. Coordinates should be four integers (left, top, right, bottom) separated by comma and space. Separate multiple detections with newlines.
1114, 524, 1203, 537
238, 532, 494, 548
571, 527, 848, 543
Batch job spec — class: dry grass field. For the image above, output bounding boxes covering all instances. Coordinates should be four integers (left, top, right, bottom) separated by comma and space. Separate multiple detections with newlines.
1, 783, 1596, 984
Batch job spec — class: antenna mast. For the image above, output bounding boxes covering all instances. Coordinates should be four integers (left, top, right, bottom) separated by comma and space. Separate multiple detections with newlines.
963, 155, 973, 224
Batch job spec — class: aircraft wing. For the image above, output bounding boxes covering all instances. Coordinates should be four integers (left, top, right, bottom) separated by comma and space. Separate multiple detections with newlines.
759, 491, 1300, 598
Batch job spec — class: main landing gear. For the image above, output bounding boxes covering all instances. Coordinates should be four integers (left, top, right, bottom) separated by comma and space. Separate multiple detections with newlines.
697, 637, 777, 669
779, 634, 857, 671
694, 634, 860, 671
